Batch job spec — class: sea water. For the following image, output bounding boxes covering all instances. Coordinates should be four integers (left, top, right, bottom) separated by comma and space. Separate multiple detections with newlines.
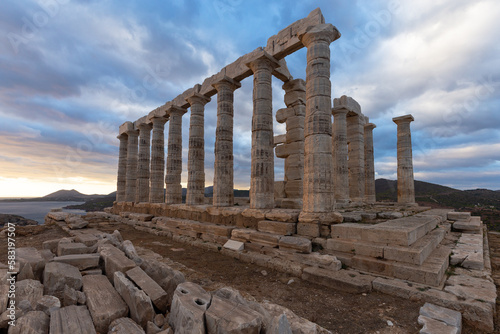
0, 201, 86, 224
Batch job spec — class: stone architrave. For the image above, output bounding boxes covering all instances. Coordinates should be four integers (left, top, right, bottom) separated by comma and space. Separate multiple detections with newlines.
149, 115, 168, 203
116, 134, 128, 202
347, 113, 365, 203
185, 92, 211, 205
331, 108, 349, 204
136, 119, 153, 203
298, 24, 340, 213
247, 52, 280, 209
165, 106, 187, 204
393, 114, 415, 204
125, 124, 139, 202
364, 123, 376, 203
212, 76, 241, 207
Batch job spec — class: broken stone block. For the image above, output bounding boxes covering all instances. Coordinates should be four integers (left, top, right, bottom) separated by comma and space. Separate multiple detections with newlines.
205, 295, 263, 333
57, 242, 90, 256
15, 247, 46, 281
108, 317, 146, 334
169, 282, 211, 334
43, 262, 83, 301
42, 239, 61, 254
279, 236, 312, 253
83, 274, 128, 334
7, 310, 49, 334
35, 295, 61, 316
444, 275, 496, 308
447, 212, 471, 222
100, 244, 137, 281
418, 315, 459, 334
40, 249, 54, 263
15, 279, 44, 308
63, 285, 86, 307
81, 268, 103, 276
140, 259, 186, 306
66, 216, 89, 230
53, 253, 100, 270
122, 240, 143, 264
260, 302, 328, 334
16, 262, 35, 281
267, 313, 293, 334
126, 266, 168, 313
223, 240, 244, 251
147, 321, 162, 334
258, 220, 296, 235
49, 305, 96, 334
419, 303, 462, 328
377, 211, 403, 219
74, 233, 99, 247
114, 271, 155, 329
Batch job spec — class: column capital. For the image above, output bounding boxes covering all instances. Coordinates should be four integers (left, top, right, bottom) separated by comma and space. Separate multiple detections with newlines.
149, 115, 168, 125
299, 23, 340, 47
167, 105, 187, 116
331, 107, 349, 116
393, 114, 414, 125
185, 92, 211, 106
364, 123, 376, 131
137, 122, 153, 131
212, 75, 241, 92
119, 121, 134, 136
125, 128, 139, 137
117, 133, 127, 140
245, 51, 280, 73
282, 78, 305, 92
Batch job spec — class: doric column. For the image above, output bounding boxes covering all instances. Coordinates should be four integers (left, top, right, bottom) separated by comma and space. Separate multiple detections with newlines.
393, 114, 415, 204
331, 109, 349, 204
185, 93, 211, 205
212, 76, 241, 207
165, 106, 186, 204
125, 126, 139, 202
299, 24, 340, 213
116, 134, 128, 202
364, 123, 376, 204
135, 121, 152, 203
347, 114, 365, 203
149, 116, 168, 203
247, 52, 280, 209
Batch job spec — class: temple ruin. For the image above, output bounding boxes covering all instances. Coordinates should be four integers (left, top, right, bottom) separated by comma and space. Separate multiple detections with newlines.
110, 8, 496, 332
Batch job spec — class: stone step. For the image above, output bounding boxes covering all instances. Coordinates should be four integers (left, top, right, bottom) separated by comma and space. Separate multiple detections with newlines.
257, 220, 296, 236
349, 245, 451, 287
301, 267, 376, 294
331, 215, 441, 247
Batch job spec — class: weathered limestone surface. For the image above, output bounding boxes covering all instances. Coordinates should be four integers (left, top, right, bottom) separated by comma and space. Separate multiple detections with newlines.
49, 305, 96, 334
136, 118, 153, 203
331, 108, 349, 203
393, 114, 415, 204
149, 116, 168, 203
205, 295, 263, 333
52, 253, 100, 270
165, 106, 186, 204
299, 24, 340, 213
114, 271, 155, 329
169, 282, 211, 334
43, 262, 83, 301
57, 242, 88, 256
212, 77, 241, 207
82, 274, 129, 334
108, 317, 146, 334
247, 52, 279, 209
116, 133, 128, 202
125, 124, 140, 202
364, 123, 376, 203
126, 266, 168, 313
15, 247, 45, 281
140, 259, 186, 305
186, 91, 210, 205
347, 110, 365, 203
100, 244, 136, 281
8, 310, 49, 334
16, 279, 44, 309
35, 295, 61, 316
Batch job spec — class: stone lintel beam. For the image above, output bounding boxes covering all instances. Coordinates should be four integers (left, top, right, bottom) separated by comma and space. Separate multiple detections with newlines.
119, 121, 134, 136
393, 114, 415, 124
134, 115, 151, 128
149, 102, 172, 120
171, 87, 196, 109
265, 8, 339, 60
333, 95, 362, 116
166, 105, 187, 117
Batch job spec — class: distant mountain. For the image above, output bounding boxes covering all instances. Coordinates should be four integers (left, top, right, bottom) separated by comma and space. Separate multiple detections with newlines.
43, 189, 88, 199
376, 179, 500, 210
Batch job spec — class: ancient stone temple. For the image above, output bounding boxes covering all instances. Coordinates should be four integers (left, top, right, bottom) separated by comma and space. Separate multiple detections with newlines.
108, 9, 496, 332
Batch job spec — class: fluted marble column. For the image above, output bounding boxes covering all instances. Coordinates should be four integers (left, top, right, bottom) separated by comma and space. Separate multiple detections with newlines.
186, 93, 211, 205
116, 134, 128, 202
247, 53, 280, 209
364, 123, 376, 203
125, 127, 139, 202
393, 114, 415, 204
212, 76, 241, 207
135, 122, 152, 203
165, 106, 186, 204
149, 116, 168, 203
332, 109, 349, 204
347, 114, 365, 203
299, 24, 339, 213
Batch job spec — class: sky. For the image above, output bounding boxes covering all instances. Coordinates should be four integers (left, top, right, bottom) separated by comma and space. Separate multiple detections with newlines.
0, 0, 499, 197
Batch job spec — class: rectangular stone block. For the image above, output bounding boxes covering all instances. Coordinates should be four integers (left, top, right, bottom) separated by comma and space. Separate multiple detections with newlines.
99, 245, 136, 281
297, 222, 320, 237
330, 223, 367, 240
205, 295, 263, 333
52, 254, 100, 270
231, 229, 254, 242
279, 236, 311, 253
49, 305, 96, 334
204, 224, 234, 237
126, 266, 168, 313
302, 267, 374, 294
326, 239, 384, 258
74, 234, 99, 247
223, 240, 244, 251
82, 275, 128, 333
258, 220, 296, 236
447, 212, 471, 222
249, 231, 281, 247
57, 243, 89, 257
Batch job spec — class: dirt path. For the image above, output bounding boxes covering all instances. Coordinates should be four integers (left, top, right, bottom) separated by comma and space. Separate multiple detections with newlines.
1, 223, 492, 333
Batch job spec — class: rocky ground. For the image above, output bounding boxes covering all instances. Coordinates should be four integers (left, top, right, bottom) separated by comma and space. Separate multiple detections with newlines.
0, 220, 497, 333
0, 214, 37, 228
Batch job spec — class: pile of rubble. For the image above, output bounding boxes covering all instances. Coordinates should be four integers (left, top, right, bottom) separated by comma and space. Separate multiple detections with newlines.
0, 225, 331, 333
